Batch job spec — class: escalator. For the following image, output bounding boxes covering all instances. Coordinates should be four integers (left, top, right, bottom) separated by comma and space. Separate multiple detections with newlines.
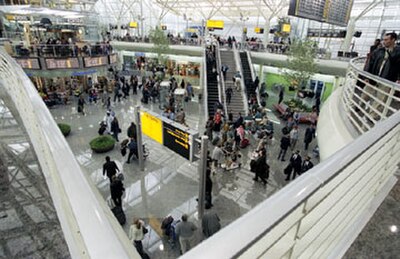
206, 50, 220, 117
239, 52, 256, 101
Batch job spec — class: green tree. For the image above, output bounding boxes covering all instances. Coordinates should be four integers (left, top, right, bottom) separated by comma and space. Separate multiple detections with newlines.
282, 39, 317, 90
149, 26, 170, 65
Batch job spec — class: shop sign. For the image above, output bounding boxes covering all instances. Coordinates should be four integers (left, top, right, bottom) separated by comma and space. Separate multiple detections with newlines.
45, 58, 80, 69
83, 56, 108, 68
16, 58, 41, 70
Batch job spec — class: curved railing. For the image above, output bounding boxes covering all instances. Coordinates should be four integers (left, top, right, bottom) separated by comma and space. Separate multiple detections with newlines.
342, 57, 400, 134
0, 47, 138, 259
183, 56, 400, 258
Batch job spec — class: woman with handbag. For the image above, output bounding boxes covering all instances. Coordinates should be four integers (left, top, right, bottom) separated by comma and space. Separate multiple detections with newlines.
129, 218, 149, 258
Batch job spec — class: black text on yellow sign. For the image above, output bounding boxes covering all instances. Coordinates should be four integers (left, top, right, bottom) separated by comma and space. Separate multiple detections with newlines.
206, 20, 224, 30
141, 112, 163, 144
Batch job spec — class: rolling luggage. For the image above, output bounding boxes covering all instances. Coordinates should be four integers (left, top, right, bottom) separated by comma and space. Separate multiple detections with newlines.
98, 124, 106, 135
240, 138, 250, 148
111, 206, 126, 225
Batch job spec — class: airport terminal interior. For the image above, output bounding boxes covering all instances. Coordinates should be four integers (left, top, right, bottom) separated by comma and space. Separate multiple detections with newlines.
0, 0, 399, 258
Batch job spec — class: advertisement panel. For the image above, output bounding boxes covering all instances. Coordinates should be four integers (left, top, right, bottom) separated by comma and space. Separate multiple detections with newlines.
206, 20, 224, 30
140, 111, 163, 144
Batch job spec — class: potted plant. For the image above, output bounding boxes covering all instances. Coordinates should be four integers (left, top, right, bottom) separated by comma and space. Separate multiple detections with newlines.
89, 135, 116, 153
58, 123, 71, 137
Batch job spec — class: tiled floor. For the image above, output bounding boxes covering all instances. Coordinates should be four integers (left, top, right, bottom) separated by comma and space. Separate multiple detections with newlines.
50, 91, 319, 258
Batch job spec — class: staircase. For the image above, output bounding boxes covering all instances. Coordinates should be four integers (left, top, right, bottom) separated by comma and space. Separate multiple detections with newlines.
220, 50, 245, 117
239, 52, 256, 101
206, 51, 220, 117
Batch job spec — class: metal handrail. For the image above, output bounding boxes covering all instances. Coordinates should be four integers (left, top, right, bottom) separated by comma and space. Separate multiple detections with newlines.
202, 47, 209, 119
342, 56, 400, 134
183, 109, 400, 258
233, 45, 249, 115
216, 43, 228, 116
0, 47, 138, 259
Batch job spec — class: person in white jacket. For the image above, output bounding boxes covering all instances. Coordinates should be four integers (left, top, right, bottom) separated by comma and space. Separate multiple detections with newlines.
128, 218, 146, 257
212, 144, 225, 168
103, 110, 114, 134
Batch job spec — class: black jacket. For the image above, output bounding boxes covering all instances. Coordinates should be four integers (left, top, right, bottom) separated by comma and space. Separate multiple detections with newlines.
254, 155, 270, 179
290, 154, 302, 171
110, 180, 125, 198
366, 46, 400, 82
103, 161, 119, 178
280, 136, 290, 149
301, 160, 314, 173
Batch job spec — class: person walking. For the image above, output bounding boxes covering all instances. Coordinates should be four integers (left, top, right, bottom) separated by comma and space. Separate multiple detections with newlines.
103, 110, 114, 134
103, 156, 119, 183
301, 156, 314, 174
77, 95, 86, 115
110, 175, 125, 206
111, 116, 120, 142
304, 125, 315, 150
202, 211, 221, 238
126, 138, 138, 164
278, 85, 284, 104
226, 86, 233, 104
252, 149, 269, 185
175, 214, 197, 254
285, 150, 302, 181
289, 125, 299, 150
212, 144, 225, 169
128, 218, 148, 258
127, 122, 137, 140
278, 134, 291, 161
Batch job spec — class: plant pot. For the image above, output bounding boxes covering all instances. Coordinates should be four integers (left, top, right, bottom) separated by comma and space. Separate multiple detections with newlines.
58, 123, 71, 137
90, 135, 116, 153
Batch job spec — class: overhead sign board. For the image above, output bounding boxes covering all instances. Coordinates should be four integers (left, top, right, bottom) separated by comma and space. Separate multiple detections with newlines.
255, 27, 264, 34
288, 0, 353, 27
282, 24, 291, 33
206, 20, 224, 30
45, 58, 80, 69
162, 122, 190, 160
140, 111, 163, 144
83, 56, 108, 68
129, 21, 138, 28
15, 58, 41, 70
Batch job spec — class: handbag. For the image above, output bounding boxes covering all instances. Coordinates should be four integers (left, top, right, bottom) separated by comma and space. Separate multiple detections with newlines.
142, 226, 148, 235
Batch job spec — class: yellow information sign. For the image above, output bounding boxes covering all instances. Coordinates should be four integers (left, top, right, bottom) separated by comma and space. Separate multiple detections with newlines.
141, 112, 163, 144
206, 20, 224, 30
282, 24, 291, 33
129, 21, 138, 28
255, 27, 264, 34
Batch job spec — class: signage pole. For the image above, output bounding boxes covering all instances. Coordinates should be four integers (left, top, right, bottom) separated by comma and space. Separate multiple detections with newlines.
136, 106, 145, 171
197, 136, 208, 221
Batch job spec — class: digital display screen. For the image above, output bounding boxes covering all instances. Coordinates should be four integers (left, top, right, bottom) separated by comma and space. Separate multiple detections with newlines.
15, 58, 41, 70
83, 56, 109, 68
45, 58, 80, 69
162, 122, 190, 160
288, 0, 353, 27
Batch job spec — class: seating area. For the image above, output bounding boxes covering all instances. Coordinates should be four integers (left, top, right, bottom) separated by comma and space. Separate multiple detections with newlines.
273, 103, 317, 124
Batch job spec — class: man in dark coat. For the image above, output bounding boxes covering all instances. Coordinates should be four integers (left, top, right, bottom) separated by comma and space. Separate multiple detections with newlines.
304, 125, 315, 150
202, 211, 221, 238
301, 156, 314, 174
363, 32, 400, 118
110, 175, 125, 206
253, 150, 269, 185
127, 122, 137, 140
103, 156, 119, 183
285, 151, 302, 181
278, 134, 291, 161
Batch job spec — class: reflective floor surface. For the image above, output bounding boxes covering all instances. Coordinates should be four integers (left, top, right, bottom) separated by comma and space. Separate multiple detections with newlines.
50, 92, 319, 258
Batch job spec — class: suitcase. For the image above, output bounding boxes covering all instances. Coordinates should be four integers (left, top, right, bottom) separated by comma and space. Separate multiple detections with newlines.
111, 206, 126, 225
240, 138, 250, 148
121, 147, 127, 156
